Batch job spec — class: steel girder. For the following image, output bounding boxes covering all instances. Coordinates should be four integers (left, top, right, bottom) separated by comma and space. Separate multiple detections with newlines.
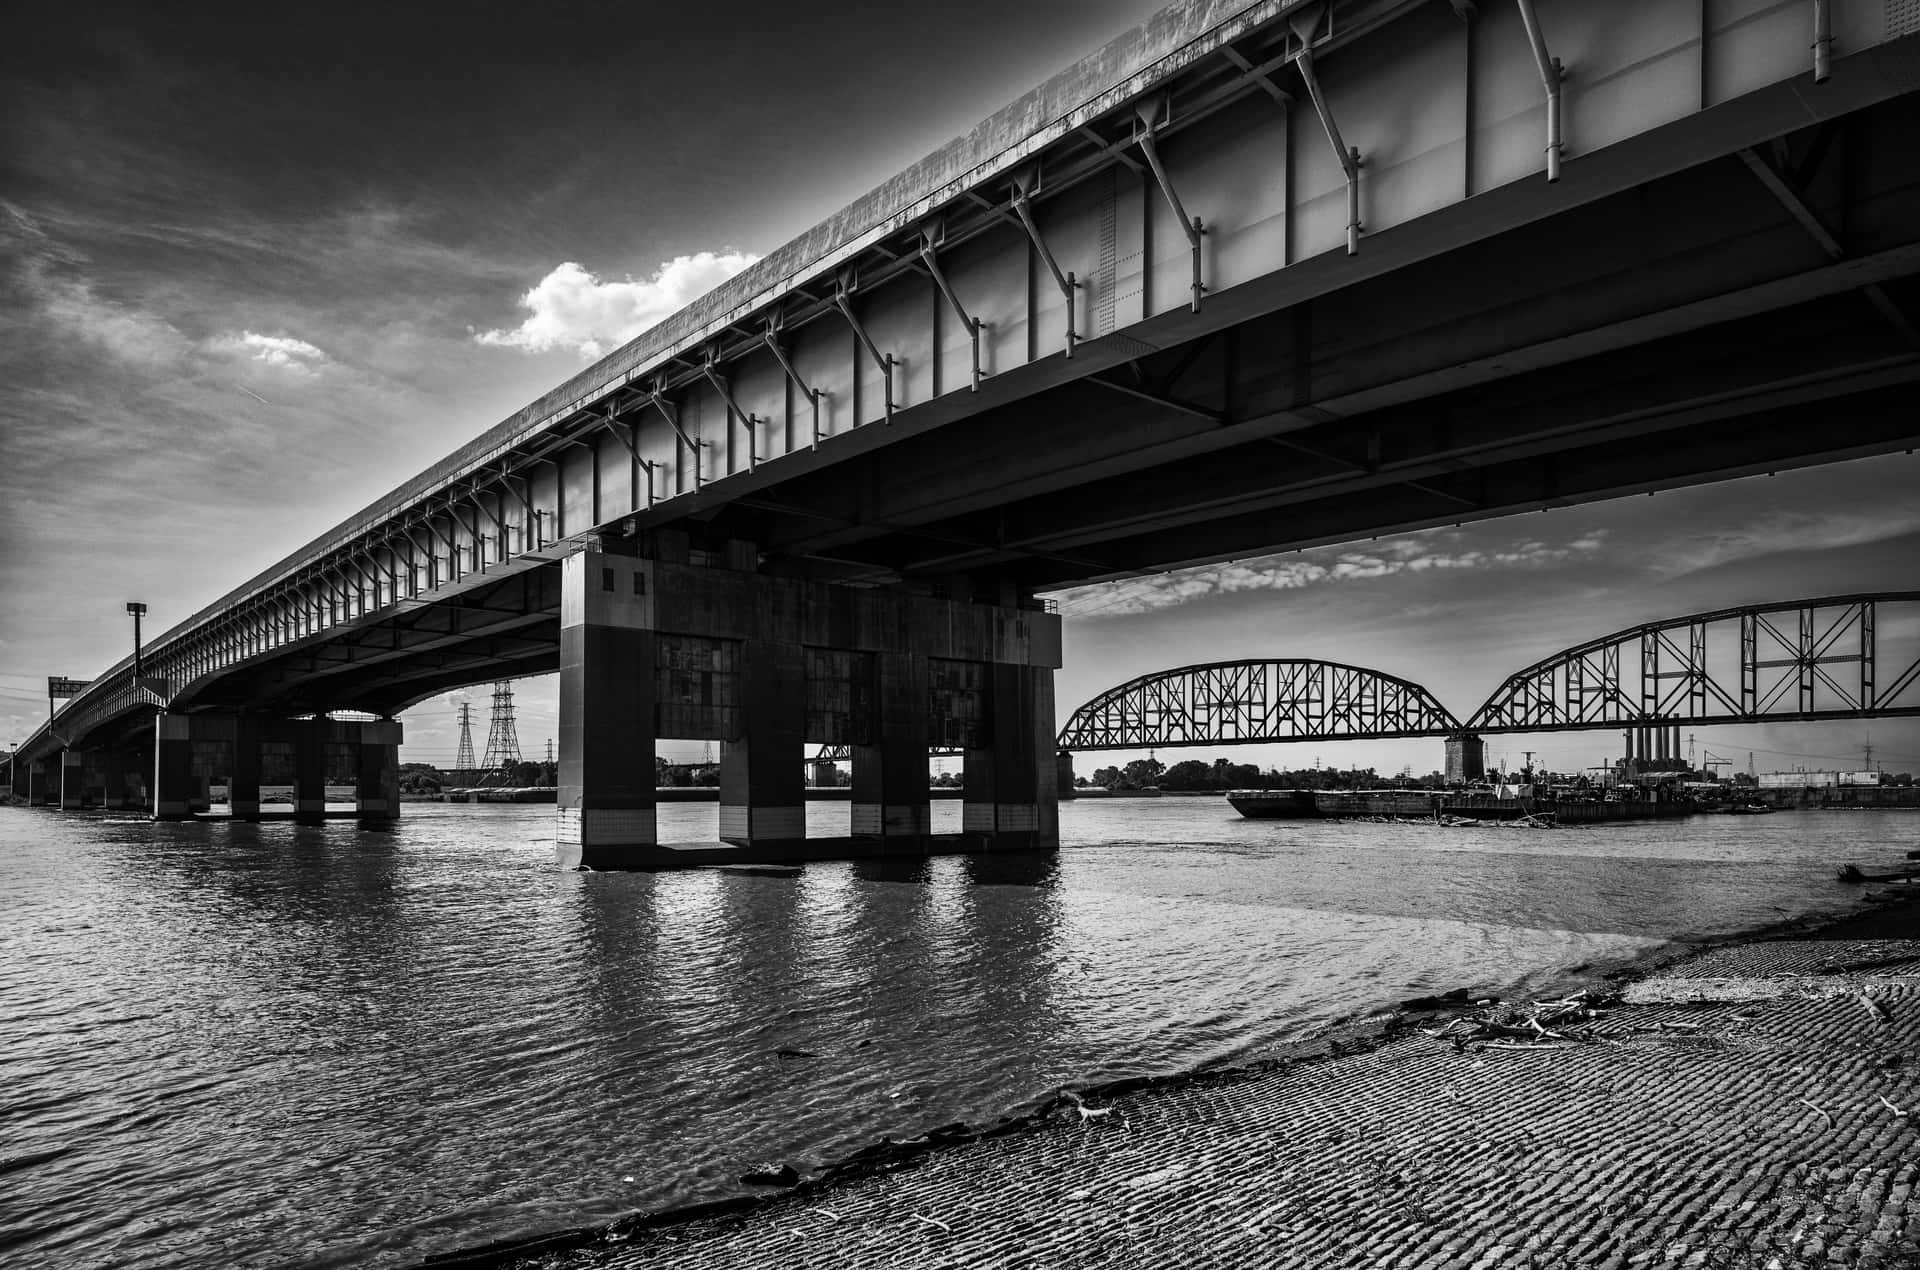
1467, 592, 1920, 734
1057, 658, 1462, 751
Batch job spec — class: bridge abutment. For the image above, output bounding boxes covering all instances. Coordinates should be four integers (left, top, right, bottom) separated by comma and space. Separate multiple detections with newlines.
556, 546, 1060, 869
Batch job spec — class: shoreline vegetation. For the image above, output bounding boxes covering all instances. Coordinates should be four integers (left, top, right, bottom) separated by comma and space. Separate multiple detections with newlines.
418, 879, 1920, 1270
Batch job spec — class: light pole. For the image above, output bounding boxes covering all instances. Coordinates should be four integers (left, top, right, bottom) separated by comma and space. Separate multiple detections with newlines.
126, 602, 147, 679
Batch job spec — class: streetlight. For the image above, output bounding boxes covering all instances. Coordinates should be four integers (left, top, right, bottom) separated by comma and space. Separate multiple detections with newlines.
126, 602, 147, 679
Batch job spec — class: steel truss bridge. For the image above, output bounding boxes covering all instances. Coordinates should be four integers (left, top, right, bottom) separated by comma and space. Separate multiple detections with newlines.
1051, 592, 1920, 751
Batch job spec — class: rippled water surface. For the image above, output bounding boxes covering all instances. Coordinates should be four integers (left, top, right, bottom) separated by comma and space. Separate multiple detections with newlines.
3, 799, 1914, 1268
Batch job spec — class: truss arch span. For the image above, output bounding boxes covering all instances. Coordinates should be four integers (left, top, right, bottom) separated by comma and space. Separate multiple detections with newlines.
1057, 659, 1462, 752
1466, 592, 1920, 734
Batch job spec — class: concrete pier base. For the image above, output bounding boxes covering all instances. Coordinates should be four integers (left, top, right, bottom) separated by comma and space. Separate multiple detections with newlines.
852, 653, 930, 853
153, 715, 194, 819
230, 716, 262, 819
719, 641, 805, 847
557, 556, 658, 870
961, 665, 1055, 849
58, 750, 84, 810
292, 720, 326, 823
355, 721, 401, 826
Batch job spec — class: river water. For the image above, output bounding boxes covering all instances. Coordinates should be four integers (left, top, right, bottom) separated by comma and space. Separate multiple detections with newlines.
2, 799, 1914, 1268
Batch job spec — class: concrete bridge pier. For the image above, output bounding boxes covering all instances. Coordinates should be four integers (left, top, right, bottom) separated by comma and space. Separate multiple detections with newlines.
229, 716, 263, 820
960, 665, 1056, 849
557, 552, 658, 867
58, 750, 84, 810
354, 720, 402, 826
99, 748, 142, 810
153, 714, 197, 820
556, 545, 1060, 869
719, 640, 806, 847
852, 653, 931, 852
292, 720, 327, 823
148, 714, 400, 823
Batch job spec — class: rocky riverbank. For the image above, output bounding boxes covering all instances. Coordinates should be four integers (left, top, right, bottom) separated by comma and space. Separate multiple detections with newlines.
436, 887, 1919, 1270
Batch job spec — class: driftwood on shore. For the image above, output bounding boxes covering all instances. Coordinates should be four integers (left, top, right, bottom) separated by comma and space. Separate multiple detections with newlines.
1424, 989, 1614, 1050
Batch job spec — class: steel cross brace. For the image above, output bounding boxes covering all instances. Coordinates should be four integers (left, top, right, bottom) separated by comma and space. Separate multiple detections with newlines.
833, 275, 896, 423
443, 497, 484, 573
597, 409, 659, 507
468, 484, 509, 563
436, 497, 479, 574
420, 510, 462, 581
763, 319, 824, 449
1514, 0, 1564, 183
700, 352, 761, 471
402, 525, 439, 591
1736, 147, 1920, 349
919, 226, 986, 391
1134, 101, 1205, 312
500, 466, 540, 551
645, 378, 704, 489
1010, 180, 1078, 357
1289, 12, 1363, 256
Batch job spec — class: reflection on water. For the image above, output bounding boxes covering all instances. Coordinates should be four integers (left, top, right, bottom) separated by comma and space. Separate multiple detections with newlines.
1, 799, 1911, 1269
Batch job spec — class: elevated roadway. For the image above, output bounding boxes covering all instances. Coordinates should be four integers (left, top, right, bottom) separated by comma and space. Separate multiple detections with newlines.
16, 0, 1920, 858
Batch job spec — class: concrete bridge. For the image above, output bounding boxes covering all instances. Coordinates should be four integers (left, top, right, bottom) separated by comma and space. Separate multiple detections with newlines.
12, 0, 1920, 864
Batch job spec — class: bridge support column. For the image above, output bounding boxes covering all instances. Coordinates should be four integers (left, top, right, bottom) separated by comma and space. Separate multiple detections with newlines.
556, 550, 657, 869
230, 716, 262, 820
1445, 732, 1487, 784
99, 749, 136, 810
962, 666, 1057, 848
293, 719, 327, 823
720, 642, 806, 847
355, 720, 402, 826
153, 714, 194, 819
1056, 749, 1076, 800
853, 653, 930, 851
555, 546, 1059, 866
58, 749, 84, 810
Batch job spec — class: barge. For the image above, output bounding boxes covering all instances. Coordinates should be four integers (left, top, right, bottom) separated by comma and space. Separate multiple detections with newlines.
1226, 789, 1694, 824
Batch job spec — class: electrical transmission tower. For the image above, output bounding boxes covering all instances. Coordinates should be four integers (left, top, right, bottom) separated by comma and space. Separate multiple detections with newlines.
453, 703, 477, 773
481, 681, 523, 772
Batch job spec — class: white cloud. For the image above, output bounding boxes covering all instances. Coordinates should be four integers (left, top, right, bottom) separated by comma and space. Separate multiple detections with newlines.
1052, 530, 1609, 620
218, 330, 328, 373
475, 252, 760, 359
1654, 508, 1920, 577
6, 203, 191, 365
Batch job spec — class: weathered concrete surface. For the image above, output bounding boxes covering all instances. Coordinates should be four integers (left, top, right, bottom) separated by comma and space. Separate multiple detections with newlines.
490, 895, 1920, 1270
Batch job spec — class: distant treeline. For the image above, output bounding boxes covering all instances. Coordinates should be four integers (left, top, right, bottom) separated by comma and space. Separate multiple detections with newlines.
1082, 757, 1448, 792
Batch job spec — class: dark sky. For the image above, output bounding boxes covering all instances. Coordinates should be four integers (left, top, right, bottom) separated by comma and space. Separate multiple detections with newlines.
3, 1, 1916, 776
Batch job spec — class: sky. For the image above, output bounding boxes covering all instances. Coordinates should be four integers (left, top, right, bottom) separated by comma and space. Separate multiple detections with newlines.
3, 1, 1916, 779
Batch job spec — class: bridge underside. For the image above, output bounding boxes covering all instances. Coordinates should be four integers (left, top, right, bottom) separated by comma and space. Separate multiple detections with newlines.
695, 95, 1920, 592
106, 91, 1920, 737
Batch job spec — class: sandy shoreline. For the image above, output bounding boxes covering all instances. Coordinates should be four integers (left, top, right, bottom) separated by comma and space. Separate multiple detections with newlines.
422, 885, 1918, 1269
